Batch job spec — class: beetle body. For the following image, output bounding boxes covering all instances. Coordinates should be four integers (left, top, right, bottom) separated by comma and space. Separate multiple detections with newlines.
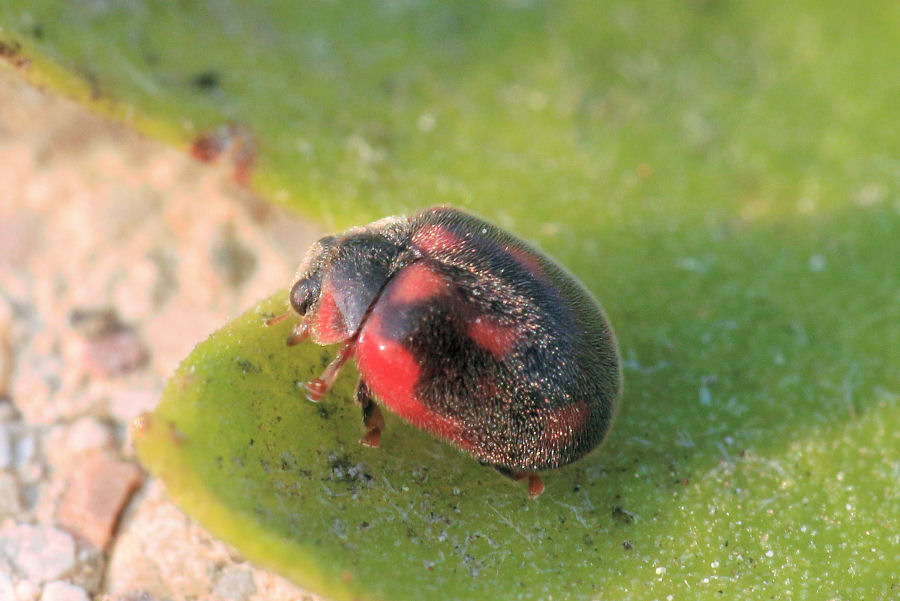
281, 206, 621, 496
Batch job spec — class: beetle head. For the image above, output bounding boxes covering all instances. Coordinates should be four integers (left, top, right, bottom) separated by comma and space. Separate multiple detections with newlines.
289, 216, 412, 344
289, 235, 338, 317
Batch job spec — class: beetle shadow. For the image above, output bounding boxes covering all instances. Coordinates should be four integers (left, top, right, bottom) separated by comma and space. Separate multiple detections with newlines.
558, 202, 899, 518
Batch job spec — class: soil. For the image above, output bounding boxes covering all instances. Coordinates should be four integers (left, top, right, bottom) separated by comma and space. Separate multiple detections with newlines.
0, 64, 326, 601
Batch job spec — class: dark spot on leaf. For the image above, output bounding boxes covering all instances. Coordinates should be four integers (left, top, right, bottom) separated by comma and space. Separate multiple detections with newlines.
316, 403, 337, 420
611, 506, 636, 524
32, 25, 44, 39
325, 453, 373, 494
235, 357, 261, 374
192, 70, 221, 91
280, 452, 298, 471
168, 422, 186, 446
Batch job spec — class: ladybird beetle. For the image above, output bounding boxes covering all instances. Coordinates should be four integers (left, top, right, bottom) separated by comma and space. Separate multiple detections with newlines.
269, 206, 621, 498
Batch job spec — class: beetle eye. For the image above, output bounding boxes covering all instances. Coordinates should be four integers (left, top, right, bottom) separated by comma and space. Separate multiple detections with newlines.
290, 278, 314, 315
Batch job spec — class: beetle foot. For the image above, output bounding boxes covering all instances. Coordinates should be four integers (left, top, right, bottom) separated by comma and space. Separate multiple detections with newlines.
359, 428, 382, 448
356, 379, 384, 448
305, 378, 327, 402
493, 466, 545, 499
521, 473, 544, 499
286, 321, 309, 346
512, 471, 544, 499
304, 340, 356, 402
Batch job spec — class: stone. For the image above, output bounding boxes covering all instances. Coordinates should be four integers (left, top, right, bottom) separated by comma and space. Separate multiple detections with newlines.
108, 381, 161, 425
212, 566, 256, 601
41, 426, 70, 472
0, 212, 41, 274
0, 400, 17, 423
250, 571, 318, 601
83, 329, 148, 379
57, 451, 143, 550
9, 355, 68, 426
13, 433, 36, 470
210, 223, 258, 289
70, 544, 106, 594
0, 321, 13, 404
98, 592, 157, 601
0, 66, 329, 601
0, 472, 22, 519
66, 417, 114, 455
39, 582, 88, 601
0, 522, 76, 583
106, 483, 231, 600
0, 424, 11, 469
0, 570, 14, 601
14, 579, 40, 601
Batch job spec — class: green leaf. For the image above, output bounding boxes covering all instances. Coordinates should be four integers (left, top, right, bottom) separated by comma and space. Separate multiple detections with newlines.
136, 207, 900, 598
6, 1, 899, 599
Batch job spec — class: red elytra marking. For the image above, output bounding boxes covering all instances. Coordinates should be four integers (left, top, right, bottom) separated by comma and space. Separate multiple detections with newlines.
411, 224, 463, 255
467, 317, 520, 358
357, 314, 470, 447
541, 401, 590, 447
311, 286, 347, 344
506, 245, 546, 279
390, 262, 447, 304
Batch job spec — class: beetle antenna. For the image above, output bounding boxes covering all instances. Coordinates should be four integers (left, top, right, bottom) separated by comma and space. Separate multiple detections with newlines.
265, 311, 293, 326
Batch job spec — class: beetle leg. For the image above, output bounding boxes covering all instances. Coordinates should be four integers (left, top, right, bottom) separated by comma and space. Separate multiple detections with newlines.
305, 339, 355, 402
355, 379, 384, 448
517, 472, 545, 500
492, 466, 545, 500
285, 320, 309, 346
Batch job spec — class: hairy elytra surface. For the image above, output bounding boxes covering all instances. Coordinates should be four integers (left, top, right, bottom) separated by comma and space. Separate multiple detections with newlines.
278, 206, 621, 497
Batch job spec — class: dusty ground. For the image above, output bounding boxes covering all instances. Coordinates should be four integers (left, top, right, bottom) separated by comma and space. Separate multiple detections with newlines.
0, 64, 326, 600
